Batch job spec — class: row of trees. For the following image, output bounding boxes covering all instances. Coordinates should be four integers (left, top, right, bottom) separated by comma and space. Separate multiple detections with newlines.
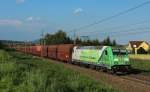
75, 37, 116, 46
42, 30, 117, 46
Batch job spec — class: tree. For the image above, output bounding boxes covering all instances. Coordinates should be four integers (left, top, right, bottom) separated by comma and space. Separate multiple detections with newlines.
102, 36, 111, 46
44, 30, 73, 45
101, 36, 118, 46
75, 37, 82, 45
106, 36, 112, 45
0, 41, 6, 49
43, 30, 118, 46
112, 40, 117, 46
92, 39, 100, 45
0, 41, 3, 49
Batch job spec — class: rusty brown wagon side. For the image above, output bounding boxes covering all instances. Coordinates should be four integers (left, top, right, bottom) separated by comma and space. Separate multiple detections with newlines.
41, 46, 48, 57
21, 47, 25, 52
30, 46, 34, 55
26, 46, 30, 54
57, 44, 74, 63
47, 45, 57, 59
29, 46, 33, 54
30, 45, 41, 56
36, 45, 42, 56
31, 46, 36, 55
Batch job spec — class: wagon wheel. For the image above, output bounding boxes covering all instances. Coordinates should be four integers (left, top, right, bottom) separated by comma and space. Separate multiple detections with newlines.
109, 69, 116, 74
102, 67, 107, 72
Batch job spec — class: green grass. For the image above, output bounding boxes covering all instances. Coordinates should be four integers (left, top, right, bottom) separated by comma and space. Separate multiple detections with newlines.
0, 50, 11, 61
130, 60, 150, 74
0, 50, 118, 92
129, 54, 150, 74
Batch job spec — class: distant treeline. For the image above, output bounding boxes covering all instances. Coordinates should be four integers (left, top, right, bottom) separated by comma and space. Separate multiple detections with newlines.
0, 41, 4, 49
0, 40, 26, 50
0, 41, 8, 49
0, 30, 117, 47
42, 30, 117, 46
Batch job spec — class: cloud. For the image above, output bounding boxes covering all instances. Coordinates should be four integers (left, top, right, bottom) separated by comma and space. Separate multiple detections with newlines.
16, 0, 25, 4
26, 16, 41, 21
0, 19, 22, 26
26, 16, 33, 21
73, 8, 83, 15
36, 17, 41, 21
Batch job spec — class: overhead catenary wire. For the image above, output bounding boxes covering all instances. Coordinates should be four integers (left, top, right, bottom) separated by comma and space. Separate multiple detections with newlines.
111, 27, 150, 37
84, 26, 150, 37
84, 27, 150, 38
111, 29, 150, 38
68, 0, 150, 33
81, 19, 150, 35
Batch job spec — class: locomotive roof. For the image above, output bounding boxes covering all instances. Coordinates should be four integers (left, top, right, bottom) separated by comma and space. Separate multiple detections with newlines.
76, 46, 107, 49
112, 47, 126, 50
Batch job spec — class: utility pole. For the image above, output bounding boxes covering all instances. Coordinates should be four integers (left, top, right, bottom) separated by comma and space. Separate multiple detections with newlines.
41, 30, 44, 45
41, 30, 45, 57
24, 40, 27, 54
73, 30, 77, 45
40, 30, 46, 46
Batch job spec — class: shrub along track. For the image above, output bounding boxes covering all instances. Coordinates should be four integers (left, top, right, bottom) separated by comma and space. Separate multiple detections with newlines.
43, 58, 150, 92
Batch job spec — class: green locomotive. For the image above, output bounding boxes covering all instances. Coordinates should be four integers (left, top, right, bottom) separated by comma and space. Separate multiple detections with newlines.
72, 46, 131, 73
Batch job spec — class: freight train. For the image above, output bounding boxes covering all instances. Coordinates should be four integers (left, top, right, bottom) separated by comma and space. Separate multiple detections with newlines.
12, 44, 131, 73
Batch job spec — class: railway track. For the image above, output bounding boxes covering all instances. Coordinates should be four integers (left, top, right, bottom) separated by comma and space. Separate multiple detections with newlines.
63, 62, 150, 92
120, 75, 150, 86
74, 62, 150, 86
68, 60, 150, 86
59, 58, 150, 86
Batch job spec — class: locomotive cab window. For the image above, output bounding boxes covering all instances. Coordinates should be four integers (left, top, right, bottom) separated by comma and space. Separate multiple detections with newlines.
105, 50, 108, 55
113, 49, 127, 55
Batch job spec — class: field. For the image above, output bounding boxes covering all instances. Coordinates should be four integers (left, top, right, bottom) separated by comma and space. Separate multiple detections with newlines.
129, 54, 150, 61
0, 50, 117, 92
129, 54, 150, 73
130, 60, 150, 74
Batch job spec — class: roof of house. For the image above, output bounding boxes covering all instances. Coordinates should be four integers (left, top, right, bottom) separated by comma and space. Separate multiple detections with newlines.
129, 41, 144, 48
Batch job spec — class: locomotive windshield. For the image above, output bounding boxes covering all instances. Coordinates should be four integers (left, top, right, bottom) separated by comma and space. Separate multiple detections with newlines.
113, 49, 127, 55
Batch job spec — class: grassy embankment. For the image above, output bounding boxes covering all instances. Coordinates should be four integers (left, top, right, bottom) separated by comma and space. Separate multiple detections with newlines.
129, 54, 150, 73
0, 50, 118, 92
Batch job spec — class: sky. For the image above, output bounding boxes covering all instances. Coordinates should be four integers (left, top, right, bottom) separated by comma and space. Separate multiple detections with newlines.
0, 0, 150, 44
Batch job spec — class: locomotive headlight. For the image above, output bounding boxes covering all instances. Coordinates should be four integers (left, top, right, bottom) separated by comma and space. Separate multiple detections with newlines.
124, 58, 129, 61
114, 58, 119, 61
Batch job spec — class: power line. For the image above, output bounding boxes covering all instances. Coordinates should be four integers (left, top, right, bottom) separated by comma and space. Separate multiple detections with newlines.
85, 26, 150, 37
69, 18, 150, 41
85, 27, 150, 38
69, 0, 150, 33
82, 19, 150, 35
111, 27, 150, 36
111, 29, 150, 38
